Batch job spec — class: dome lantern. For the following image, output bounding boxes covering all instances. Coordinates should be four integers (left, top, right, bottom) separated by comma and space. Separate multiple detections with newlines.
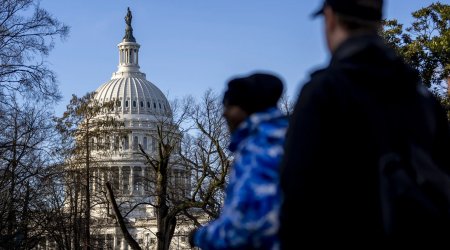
114, 7, 142, 78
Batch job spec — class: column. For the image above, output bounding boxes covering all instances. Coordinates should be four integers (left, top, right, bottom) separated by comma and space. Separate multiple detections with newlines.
135, 49, 138, 64
120, 237, 125, 250
91, 170, 96, 193
119, 167, 123, 194
130, 166, 134, 195
141, 167, 145, 195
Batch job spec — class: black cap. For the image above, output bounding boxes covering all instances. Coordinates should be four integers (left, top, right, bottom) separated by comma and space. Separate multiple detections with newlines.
312, 0, 383, 21
223, 73, 283, 114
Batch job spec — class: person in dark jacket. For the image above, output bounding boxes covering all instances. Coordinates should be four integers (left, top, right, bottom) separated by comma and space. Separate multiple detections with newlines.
279, 0, 450, 248
189, 72, 288, 250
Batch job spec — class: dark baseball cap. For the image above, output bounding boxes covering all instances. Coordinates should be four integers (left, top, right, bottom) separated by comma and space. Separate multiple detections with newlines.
312, 0, 383, 21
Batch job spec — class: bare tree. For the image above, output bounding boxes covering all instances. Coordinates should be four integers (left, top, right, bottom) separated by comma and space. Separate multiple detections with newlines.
0, 96, 61, 249
0, 0, 69, 102
279, 93, 295, 117
0, 1, 69, 248
181, 89, 231, 221
56, 92, 125, 250
134, 96, 192, 250
105, 89, 231, 250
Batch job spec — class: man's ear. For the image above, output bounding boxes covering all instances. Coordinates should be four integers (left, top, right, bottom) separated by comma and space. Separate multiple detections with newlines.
324, 5, 336, 35
323, 5, 338, 52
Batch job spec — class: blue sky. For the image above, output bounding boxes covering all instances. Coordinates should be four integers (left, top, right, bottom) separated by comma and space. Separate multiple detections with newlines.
40, 0, 439, 116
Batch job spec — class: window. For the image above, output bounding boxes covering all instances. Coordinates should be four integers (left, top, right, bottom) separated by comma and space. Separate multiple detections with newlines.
123, 136, 129, 150
122, 166, 130, 193
97, 137, 102, 150
105, 136, 110, 150
147, 101, 150, 108
143, 137, 148, 150
140, 101, 143, 107
112, 168, 120, 190
134, 166, 142, 193
152, 137, 156, 151
144, 169, 149, 191
116, 100, 121, 107
114, 136, 119, 150
133, 101, 136, 107
106, 234, 114, 249
125, 100, 129, 107
153, 102, 156, 108
133, 136, 138, 150
159, 103, 162, 109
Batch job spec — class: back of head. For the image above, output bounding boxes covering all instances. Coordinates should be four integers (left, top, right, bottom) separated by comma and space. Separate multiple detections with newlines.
313, 0, 384, 33
223, 72, 283, 114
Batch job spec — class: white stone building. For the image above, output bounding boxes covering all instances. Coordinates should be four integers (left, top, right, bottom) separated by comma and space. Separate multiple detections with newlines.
85, 8, 192, 250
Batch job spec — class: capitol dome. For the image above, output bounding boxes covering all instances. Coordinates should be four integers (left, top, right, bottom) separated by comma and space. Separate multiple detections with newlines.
59, 8, 191, 250
94, 75, 172, 118
93, 10, 171, 119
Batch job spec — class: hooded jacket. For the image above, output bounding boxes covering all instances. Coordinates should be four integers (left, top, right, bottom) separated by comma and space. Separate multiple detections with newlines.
193, 107, 288, 250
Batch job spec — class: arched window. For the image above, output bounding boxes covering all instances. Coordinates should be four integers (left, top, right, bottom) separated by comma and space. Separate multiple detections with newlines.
133, 101, 136, 107
140, 101, 144, 107
147, 102, 150, 108
125, 100, 129, 107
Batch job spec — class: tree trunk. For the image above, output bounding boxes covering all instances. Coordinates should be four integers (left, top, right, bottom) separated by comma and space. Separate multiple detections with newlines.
7, 120, 18, 238
73, 172, 81, 250
84, 124, 91, 250
162, 216, 176, 250
106, 182, 142, 250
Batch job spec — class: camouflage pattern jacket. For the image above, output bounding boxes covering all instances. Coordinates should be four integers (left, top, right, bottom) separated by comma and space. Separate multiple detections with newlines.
193, 107, 288, 250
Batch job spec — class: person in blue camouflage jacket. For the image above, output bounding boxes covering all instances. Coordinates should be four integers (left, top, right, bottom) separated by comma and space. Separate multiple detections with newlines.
189, 72, 288, 250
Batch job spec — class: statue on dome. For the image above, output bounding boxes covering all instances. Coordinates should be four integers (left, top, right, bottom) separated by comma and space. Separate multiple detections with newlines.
125, 7, 132, 27
123, 7, 136, 42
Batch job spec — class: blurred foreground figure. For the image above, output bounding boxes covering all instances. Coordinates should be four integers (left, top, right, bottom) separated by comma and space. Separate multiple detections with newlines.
279, 0, 450, 248
189, 72, 288, 250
